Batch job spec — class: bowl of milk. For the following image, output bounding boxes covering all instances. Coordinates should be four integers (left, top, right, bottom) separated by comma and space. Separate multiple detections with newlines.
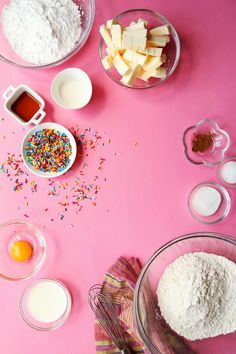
51, 68, 93, 110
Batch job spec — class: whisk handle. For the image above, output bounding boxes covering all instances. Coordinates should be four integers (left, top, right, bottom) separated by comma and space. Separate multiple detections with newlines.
121, 349, 133, 354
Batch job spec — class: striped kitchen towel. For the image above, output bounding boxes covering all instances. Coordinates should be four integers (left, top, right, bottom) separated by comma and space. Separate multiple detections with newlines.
95, 257, 146, 354
95, 257, 194, 354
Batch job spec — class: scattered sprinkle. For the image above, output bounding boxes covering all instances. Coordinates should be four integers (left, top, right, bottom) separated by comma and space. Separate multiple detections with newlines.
0, 125, 111, 220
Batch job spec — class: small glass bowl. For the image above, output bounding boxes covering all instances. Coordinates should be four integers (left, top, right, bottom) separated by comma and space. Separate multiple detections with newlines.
20, 279, 72, 331
99, 9, 180, 89
217, 156, 236, 189
0, 220, 46, 280
0, 0, 95, 69
183, 119, 230, 166
188, 182, 230, 224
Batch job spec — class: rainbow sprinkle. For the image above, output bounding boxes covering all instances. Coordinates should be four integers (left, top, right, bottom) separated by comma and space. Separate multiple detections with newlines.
0, 125, 111, 221
24, 129, 72, 173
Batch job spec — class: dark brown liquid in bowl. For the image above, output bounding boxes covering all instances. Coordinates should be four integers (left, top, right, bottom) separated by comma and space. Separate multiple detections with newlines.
11, 92, 41, 122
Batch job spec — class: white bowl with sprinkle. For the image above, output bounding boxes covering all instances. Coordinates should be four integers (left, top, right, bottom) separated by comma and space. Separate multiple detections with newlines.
21, 122, 77, 178
51, 68, 93, 110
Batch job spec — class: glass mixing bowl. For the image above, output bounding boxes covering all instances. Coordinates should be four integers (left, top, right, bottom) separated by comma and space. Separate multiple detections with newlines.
134, 233, 236, 354
99, 9, 180, 89
0, 0, 95, 69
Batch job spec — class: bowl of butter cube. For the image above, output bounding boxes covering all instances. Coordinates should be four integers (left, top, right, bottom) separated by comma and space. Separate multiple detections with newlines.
99, 9, 180, 88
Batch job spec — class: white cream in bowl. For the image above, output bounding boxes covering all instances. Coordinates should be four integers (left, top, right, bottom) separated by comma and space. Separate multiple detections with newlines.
51, 68, 92, 109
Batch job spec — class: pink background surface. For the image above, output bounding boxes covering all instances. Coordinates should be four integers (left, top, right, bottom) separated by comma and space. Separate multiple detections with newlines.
0, 0, 236, 353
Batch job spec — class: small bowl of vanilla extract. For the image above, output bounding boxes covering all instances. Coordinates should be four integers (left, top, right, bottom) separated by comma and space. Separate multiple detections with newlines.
3, 84, 46, 125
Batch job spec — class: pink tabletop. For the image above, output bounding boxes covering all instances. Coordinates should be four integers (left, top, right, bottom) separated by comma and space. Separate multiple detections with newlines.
0, 0, 236, 353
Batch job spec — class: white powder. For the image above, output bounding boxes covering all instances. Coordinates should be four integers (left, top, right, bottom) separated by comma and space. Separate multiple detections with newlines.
221, 161, 236, 184
191, 186, 222, 216
2, 0, 82, 65
157, 252, 236, 340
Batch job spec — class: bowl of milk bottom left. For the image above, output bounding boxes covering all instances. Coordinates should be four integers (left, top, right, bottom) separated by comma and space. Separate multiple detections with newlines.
20, 278, 72, 330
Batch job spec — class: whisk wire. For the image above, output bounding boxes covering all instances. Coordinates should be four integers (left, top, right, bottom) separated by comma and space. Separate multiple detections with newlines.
88, 284, 130, 351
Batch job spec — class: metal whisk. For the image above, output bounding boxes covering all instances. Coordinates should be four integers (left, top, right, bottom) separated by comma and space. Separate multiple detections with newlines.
88, 284, 133, 354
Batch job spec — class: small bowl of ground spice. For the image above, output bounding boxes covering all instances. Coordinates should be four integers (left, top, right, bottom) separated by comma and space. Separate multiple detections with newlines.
183, 119, 230, 166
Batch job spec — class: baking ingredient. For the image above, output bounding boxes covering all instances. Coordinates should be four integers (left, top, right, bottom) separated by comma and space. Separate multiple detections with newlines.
191, 186, 221, 216
122, 29, 147, 50
101, 56, 113, 70
99, 25, 113, 48
148, 35, 170, 47
51, 68, 92, 109
11, 92, 40, 122
111, 24, 123, 48
24, 129, 72, 173
157, 252, 236, 340
150, 25, 170, 35
58, 76, 91, 109
141, 67, 166, 80
121, 64, 142, 85
220, 160, 236, 184
113, 54, 130, 75
26, 280, 69, 323
2, 0, 82, 65
100, 19, 169, 84
192, 133, 214, 153
10, 240, 33, 262
106, 19, 117, 30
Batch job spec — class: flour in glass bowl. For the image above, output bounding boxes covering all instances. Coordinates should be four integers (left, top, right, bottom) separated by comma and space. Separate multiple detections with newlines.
1, 0, 82, 65
157, 252, 236, 340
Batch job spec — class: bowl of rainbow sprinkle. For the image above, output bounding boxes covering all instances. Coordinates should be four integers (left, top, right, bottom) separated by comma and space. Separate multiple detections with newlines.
21, 123, 77, 178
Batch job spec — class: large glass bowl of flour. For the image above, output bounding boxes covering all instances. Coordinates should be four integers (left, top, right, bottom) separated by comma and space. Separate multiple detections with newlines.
0, 0, 95, 68
134, 233, 236, 354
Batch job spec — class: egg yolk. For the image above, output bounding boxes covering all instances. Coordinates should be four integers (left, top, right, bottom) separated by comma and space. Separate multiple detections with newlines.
10, 240, 33, 262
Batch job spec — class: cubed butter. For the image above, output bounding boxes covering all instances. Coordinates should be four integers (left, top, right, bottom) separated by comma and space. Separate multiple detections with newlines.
123, 49, 147, 66
120, 64, 142, 85
122, 29, 147, 50
111, 24, 122, 48
101, 55, 113, 70
106, 18, 117, 30
138, 47, 163, 56
141, 67, 166, 81
106, 47, 120, 58
143, 56, 162, 71
125, 21, 146, 31
113, 53, 130, 75
138, 18, 148, 26
149, 25, 170, 36
152, 67, 167, 78
147, 35, 170, 47
100, 25, 113, 48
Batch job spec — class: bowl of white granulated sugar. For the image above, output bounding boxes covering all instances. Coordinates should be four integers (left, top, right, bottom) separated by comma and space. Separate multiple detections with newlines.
0, 0, 95, 68
134, 233, 236, 354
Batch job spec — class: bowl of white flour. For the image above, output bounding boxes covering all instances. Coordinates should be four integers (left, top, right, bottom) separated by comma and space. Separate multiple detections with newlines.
134, 233, 236, 354
0, 0, 95, 68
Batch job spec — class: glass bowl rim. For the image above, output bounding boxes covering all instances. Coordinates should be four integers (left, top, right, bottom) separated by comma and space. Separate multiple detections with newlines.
0, 0, 95, 69
0, 219, 46, 281
134, 232, 236, 354
19, 278, 72, 331
98, 8, 181, 89
182, 118, 231, 166
217, 156, 236, 189
188, 181, 231, 224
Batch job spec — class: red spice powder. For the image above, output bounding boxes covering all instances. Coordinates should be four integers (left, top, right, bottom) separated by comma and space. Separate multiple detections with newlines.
192, 133, 214, 153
